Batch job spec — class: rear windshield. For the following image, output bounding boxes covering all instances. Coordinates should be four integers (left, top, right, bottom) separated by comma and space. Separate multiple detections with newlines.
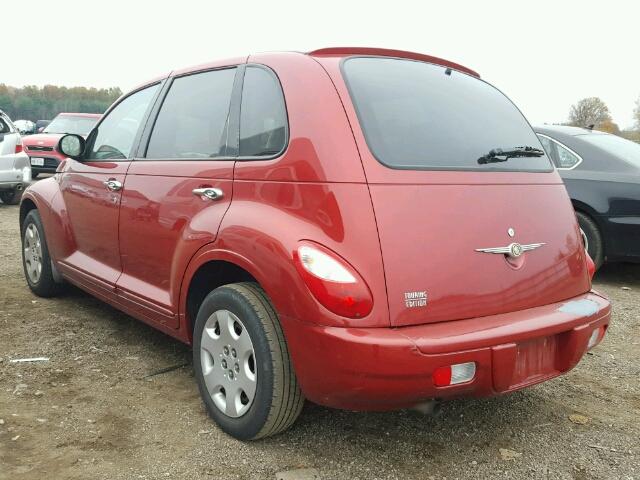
579, 133, 640, 169
342, 57, 552, 171
44, 115, 99, 136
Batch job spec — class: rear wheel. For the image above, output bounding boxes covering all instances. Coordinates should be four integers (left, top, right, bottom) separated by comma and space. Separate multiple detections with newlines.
576, 211, 603, 270
21, 209, 64, 297
193, 282, 304, 440
0, 189, 22, 205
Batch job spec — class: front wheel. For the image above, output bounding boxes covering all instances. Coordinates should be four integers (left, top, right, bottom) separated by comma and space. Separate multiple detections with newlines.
21, 209, 64, 297
193, 283, 304, 440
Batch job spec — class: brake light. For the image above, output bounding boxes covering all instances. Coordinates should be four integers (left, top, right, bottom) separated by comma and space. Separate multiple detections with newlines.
294, 243, 373, 318
433, 362, 476, 387
15, 139, 23, 154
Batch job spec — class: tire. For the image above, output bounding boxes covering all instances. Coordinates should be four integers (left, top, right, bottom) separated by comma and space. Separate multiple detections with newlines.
193, 282, 304, 440
0, 189, 22, 205
21, 209, 64, 297
576, 211, 604, 270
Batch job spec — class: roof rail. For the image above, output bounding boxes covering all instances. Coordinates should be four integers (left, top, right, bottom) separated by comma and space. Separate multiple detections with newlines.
308, 47, 479, 78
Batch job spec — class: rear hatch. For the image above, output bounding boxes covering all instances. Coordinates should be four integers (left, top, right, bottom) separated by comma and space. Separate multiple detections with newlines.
340, 57, 591, 327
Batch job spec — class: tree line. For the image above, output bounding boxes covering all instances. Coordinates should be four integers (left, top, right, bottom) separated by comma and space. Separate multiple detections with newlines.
0, 84, 122, 121
568, 96, 640, 142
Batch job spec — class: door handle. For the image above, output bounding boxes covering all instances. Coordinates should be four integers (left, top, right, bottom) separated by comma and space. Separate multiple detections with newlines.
103, 179, 123, 191
192, 187, 224, 201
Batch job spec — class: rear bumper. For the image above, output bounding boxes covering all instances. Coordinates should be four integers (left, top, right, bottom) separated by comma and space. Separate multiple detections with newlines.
26, 154, 61, 174
281, 291, 611, 410
0, 155, 31, 190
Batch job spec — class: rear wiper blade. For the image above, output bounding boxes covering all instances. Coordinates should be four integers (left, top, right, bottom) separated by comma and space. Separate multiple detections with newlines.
477, 146, 544, 165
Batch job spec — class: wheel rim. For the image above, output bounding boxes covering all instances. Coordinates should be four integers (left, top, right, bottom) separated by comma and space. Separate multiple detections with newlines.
200, 309, 257, 418
580, 228, 589, 253
23, 223, 43, 284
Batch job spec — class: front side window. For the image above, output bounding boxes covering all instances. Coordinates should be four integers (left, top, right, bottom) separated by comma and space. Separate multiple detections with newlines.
239, 66, 287, 157
342, 57, 552, 171
146, 68, 236, 159
88, 85, 159, 160
44, 115, 99, 136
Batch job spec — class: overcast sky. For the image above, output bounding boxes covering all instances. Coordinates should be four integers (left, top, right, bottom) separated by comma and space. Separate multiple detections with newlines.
6, 0, 639, 128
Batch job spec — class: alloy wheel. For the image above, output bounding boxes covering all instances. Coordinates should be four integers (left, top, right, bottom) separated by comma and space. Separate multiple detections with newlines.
23, 223, 43, 284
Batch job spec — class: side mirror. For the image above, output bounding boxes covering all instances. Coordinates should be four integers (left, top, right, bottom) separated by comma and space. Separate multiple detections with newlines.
57, 134, 86, 160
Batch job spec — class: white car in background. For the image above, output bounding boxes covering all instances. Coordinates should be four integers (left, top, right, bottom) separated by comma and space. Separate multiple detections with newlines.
13, 119, 37, 135
0, 110, 31, 204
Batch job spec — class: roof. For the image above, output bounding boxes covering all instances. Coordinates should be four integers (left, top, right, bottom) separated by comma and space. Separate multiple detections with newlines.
57, 112, 102, 118
534, 124, 607, 137
308, 47, 480, 77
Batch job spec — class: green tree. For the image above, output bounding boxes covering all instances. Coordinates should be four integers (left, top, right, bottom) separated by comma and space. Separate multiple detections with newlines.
0, 84, 121, 120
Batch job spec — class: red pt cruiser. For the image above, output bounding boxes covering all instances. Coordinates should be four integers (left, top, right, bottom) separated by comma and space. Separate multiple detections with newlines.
19, 48, 611, 440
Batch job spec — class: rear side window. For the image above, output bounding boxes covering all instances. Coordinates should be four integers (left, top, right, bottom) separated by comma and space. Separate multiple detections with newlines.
537, 134, 581, 169
239, 66, 287, 157
342, 57, 552, 172
147, 68, 236, 159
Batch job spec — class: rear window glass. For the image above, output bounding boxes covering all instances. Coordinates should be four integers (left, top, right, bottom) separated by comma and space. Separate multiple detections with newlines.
342, 57, 552, 171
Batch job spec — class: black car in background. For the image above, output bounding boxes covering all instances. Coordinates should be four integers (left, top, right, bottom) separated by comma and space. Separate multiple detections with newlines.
535, 125, 640, 269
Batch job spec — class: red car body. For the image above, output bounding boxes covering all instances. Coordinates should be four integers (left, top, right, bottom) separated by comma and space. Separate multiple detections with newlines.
22, 113, 101, 176
20, 48, 610, 413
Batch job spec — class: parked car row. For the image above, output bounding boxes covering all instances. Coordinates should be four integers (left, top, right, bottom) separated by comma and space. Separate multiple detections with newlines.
18, 48, 612, 441
12, 119, 51, 135
21, 112, 101, 177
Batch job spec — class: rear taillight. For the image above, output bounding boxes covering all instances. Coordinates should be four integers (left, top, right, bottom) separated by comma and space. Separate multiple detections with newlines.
433, 362, 476, 387
15, 139, 23, 154
294, 243, 373, 318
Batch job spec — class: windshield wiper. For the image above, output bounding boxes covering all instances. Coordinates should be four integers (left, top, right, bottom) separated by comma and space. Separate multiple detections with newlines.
477, 146, 544, 165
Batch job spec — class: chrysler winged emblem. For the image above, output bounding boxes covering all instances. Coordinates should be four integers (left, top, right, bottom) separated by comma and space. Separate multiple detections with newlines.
475, 242, 545, 259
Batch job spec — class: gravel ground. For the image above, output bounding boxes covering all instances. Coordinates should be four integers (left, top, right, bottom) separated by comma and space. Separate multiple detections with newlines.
0, 193, 639, 480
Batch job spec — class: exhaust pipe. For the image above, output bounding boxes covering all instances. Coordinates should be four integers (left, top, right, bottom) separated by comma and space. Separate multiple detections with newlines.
16, 183, 24, 191
412, 399, 442, 416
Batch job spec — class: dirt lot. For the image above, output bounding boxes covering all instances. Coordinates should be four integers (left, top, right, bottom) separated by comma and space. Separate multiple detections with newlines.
0, 196, 639, 480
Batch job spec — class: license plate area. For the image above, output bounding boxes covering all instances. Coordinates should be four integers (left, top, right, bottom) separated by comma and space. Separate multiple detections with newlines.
30, 157, 44, 166
510, 335, 559, 388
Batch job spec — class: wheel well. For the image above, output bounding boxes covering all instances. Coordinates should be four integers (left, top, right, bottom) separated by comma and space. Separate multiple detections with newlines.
186, 261, 257, 340
19, 198, 37, 226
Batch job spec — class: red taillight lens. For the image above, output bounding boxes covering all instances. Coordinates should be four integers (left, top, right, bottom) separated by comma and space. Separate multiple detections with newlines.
433, 366, 452, 387
293, 243, 373, 318
15, 141, 23, 154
